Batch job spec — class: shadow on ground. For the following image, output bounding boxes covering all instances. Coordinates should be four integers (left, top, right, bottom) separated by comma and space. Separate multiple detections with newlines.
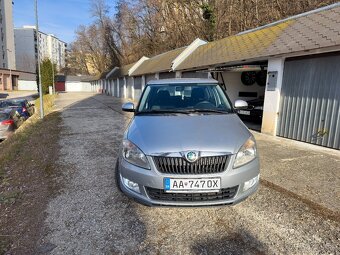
191, 231, 266, 255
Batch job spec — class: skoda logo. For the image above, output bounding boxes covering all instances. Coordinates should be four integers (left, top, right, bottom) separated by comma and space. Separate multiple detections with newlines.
186, 151, 198, 163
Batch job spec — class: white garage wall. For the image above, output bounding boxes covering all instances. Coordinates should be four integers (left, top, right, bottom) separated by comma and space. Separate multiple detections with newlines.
18, 80, 37, 91
65, 81, 92, 92
220, 72, 265, 103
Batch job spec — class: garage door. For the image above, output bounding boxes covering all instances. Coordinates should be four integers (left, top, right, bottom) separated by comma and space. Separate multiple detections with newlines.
119, 78, 124, 98
134, 76, 142, 100
159, 72, 176, 79
277, 53, 340, 149
146, 74, 155, 84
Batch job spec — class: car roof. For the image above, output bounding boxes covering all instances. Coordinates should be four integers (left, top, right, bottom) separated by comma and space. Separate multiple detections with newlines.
147, 78, 218, 85
10, 99, 26, 102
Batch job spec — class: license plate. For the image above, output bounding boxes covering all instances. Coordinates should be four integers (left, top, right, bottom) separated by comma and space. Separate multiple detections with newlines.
238, 110, 250, 115
164, 178, 221, 192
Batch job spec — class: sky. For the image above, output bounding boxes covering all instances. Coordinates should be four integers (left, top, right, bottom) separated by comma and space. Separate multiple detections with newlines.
13, 0, 112, 44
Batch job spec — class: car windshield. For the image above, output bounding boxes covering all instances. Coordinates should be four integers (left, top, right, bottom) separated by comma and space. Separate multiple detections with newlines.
137, 83, 232, 114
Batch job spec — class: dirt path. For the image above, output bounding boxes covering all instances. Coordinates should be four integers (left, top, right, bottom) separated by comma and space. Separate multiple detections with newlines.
40, 93, 339, 255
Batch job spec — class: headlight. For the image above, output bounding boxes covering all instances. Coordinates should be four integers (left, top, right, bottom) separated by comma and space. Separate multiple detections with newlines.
233, 137, 257, 168
122, 139, 150, 169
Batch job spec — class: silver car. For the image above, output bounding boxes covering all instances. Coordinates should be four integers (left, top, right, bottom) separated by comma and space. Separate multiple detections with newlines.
116, 78, 260, 206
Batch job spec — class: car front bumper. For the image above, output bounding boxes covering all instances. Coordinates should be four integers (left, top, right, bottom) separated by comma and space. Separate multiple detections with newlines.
118, 154, 260, 207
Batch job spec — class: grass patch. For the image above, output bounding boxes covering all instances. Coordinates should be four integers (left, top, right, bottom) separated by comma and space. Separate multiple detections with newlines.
34, 94, 56, 116
0, 94, 62, 254
0, 191, 21, 204
0, 95, 56, 182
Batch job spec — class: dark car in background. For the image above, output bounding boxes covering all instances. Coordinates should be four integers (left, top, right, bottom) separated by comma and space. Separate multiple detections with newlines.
237, 98, 264, 123
0, 108, 24, 140
0, 99, 35, 119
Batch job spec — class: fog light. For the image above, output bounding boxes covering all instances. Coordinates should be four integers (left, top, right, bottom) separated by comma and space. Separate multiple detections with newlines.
243, 175, 259, 191
122, 177, 140, 193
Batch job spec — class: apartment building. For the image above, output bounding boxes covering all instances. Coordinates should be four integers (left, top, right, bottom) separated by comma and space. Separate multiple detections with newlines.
15, 26, 67, 73
0, 0, 16, 69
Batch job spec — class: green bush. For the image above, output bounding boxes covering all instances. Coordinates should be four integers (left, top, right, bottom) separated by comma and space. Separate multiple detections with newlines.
39, 58, 57, 94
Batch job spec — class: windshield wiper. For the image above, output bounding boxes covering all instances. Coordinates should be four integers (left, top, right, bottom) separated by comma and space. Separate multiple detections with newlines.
185, 109, 230, 114
136, 109, 191, 115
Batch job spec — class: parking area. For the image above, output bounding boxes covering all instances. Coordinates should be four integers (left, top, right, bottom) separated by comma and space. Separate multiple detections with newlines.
0, 91, 38, 141
0, 91, 37, 101
37, 92, 340, 255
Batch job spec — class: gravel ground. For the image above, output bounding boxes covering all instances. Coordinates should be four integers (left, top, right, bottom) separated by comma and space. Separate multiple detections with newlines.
40, 93, 340, 255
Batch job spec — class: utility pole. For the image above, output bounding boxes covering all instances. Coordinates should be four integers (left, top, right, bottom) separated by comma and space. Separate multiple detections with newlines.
35, 0, 44, 118
6, 49, 12, 90
52, 59, 55, 94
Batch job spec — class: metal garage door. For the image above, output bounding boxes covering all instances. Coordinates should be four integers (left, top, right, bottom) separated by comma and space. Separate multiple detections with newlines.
119, 78, 124, 98
159, 72, 176, 79
127, 77, 133, 99
146, 74, 155, 84
134, 76, 142, 100
277, 53, 340, 149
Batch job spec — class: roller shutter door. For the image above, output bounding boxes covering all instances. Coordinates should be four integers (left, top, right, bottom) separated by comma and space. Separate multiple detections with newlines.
277, 53, 340, 149
159, 72, 176, 79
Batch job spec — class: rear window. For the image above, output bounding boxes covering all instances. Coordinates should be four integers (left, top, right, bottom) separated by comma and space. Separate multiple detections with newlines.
0, 113, 9, 121
8, 100, 23, 106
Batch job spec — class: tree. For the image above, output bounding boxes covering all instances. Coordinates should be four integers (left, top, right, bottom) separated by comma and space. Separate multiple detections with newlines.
68, 0, 338, 73
40, 58, 56, 94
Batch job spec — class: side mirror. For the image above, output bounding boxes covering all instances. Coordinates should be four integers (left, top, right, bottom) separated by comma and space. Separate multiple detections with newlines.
122, 102, 135, 112
234, 100, 248, 109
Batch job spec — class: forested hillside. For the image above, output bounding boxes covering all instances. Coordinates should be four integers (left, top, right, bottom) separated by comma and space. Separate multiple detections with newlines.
67, 0, 337, 75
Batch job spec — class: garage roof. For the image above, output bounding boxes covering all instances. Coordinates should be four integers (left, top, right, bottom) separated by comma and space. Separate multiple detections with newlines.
66, 75, 96, 82
107, 62, 137, 79
131, 47, 187, 76
176, 3, 340, 71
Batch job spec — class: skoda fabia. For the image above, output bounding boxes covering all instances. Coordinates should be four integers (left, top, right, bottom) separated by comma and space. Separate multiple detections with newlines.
116, 78, 260, 206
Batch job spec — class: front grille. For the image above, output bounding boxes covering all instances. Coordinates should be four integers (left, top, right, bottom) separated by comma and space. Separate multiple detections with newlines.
153, 155, 229, 174
146, 186, 238, 202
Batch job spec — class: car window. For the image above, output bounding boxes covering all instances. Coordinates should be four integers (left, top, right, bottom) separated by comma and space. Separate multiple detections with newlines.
0, 101, 9, 108
8, 100, 23, 107
137, 83, 232, 113
0, 113, 9, 121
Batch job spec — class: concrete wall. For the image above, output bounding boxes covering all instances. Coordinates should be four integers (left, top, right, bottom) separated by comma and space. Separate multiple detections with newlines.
65, 81, 92, 92
18, 80, 37, 91
0, 0, 16, 69
14, 28, 36, 73
262, 57, 285, 135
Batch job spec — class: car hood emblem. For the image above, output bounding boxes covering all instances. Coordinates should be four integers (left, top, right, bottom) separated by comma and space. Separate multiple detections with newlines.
185, 151, 199, 163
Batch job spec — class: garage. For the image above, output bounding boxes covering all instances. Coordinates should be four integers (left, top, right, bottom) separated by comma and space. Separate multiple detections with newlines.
211, 65, 268, 131
134, 76, 142, 99
181, 71, 209, 79
277, 53, 340, 149
126, 77, 133, 99
159, 72, 176, 79
119, 78, 124, 98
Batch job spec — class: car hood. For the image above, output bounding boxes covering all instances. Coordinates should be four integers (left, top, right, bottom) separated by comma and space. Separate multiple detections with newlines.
127, 113, 251, 155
